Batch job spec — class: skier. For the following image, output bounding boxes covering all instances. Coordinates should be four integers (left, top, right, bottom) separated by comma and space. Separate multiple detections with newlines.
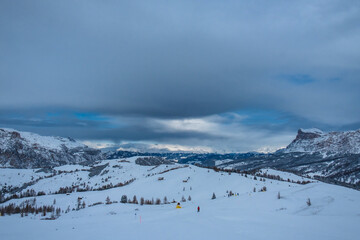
197, 206, 200, 212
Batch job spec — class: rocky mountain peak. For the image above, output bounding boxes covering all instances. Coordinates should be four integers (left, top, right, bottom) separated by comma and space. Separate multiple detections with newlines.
285, 128, 360, 155
0, 128, 104, 168
294, 128, 323, 141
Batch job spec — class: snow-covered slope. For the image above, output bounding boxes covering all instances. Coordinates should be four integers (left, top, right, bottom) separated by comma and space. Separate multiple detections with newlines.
284, 128, 360, 155
0, 158, 359, 240
0, 128, 104, 168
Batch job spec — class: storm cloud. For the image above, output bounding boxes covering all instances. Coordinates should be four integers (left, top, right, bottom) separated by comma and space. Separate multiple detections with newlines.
0, 0, 359, 152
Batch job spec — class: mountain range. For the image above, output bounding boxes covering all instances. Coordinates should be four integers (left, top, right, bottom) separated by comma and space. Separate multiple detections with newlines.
0, 127, 359, 189
107, 128, 360, 189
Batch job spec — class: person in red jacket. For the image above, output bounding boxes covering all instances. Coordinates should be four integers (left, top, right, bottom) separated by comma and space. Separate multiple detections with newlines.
197, 206, 200, 212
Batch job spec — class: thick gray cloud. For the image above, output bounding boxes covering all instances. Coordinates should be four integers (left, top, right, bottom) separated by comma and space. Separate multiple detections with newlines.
0, 0, 359, 151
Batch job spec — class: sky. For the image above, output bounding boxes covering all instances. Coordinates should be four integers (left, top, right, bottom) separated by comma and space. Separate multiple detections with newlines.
0, 0, 360, 153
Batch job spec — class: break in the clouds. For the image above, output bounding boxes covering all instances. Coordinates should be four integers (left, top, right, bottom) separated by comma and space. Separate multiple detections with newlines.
0, 0, 359, 152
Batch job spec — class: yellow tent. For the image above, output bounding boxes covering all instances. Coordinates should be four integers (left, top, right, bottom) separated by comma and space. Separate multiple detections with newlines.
176, 203, 182, 209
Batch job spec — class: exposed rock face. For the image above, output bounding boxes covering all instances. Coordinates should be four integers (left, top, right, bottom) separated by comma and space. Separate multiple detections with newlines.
294, 129, 322, 141
284, 128, 360, 156
0, 128, 104, 168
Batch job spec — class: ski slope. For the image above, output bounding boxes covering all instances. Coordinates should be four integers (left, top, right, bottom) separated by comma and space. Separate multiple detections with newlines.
1, 157, 360, 240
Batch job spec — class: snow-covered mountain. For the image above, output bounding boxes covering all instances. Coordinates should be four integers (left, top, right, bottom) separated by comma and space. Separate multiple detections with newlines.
284, 128, 360, 156
0, 128, 104, 168
197, 129, 360, 189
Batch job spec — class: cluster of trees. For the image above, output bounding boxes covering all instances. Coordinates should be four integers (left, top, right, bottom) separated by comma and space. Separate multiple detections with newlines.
92, 179, 136, 191
146, 166, 188, 177
97, 195, 185, 206
227, 190, 235, 197
56, 169, 84, 174
0, 198, 61, 218
88, 201, 103, 207
211, 191, 239, 199
254, 171, 311, 185
195, 164, 244, 174
0, 184, 17, 195
1, 189, 46, 203
76, 197, 86, 210
158, 165, 188, 175
139, 196, 176, 205
253, 176, 267, 182
56, 178, 136, 194
1, 178, 136, 204
253, 186, 267, 192
195, 164, 311, 185
180, 195, 191, 202
0, 169, 94, 203
55, 186, 78, 194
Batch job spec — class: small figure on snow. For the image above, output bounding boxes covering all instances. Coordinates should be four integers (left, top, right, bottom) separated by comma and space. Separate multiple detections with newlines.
197, 206, 200, 212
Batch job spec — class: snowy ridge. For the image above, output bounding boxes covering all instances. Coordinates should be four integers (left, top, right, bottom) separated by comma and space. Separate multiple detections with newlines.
1, 128, 85, 151
299, 128, 323, 134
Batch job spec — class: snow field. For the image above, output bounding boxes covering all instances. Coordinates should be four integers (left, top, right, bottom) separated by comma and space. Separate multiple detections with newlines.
1, 158, 360, 240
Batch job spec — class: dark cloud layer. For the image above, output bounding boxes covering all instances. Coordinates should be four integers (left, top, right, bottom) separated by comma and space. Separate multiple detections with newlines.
0, 0, 359, 151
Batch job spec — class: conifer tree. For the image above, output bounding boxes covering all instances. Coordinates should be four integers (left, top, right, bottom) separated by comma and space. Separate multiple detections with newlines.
140, 197, 145, 205
77, 198, 81, 210
121, 195, 127, 203
133, 195, 138, 204
212, 192, 216, 199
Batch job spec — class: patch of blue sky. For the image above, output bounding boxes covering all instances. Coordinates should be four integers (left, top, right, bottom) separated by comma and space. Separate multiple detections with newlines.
228, 109, 289, 125
74, 112, 118, 129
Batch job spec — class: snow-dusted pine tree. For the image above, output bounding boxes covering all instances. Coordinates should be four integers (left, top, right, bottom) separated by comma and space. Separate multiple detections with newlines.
212, 192, 216, 199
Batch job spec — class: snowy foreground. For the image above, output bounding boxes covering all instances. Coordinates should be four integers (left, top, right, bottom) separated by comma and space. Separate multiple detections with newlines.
1, 157, 360, 240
